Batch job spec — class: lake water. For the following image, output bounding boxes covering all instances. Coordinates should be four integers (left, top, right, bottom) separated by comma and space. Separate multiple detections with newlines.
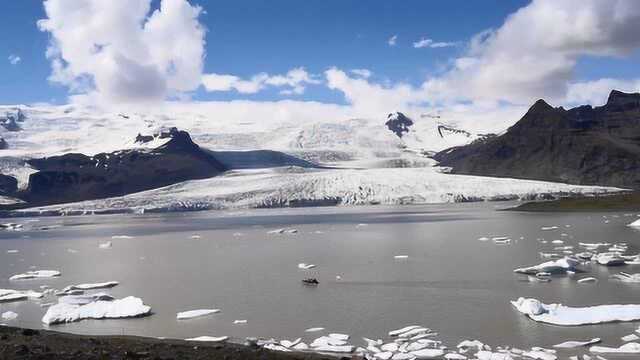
1, 203, 640, 357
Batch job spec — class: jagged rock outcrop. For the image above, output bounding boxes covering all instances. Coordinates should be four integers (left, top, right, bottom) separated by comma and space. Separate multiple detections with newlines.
433, 90, 640, 189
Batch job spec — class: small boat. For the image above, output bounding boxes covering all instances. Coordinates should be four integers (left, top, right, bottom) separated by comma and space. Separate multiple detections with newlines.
302, 278, 319, 285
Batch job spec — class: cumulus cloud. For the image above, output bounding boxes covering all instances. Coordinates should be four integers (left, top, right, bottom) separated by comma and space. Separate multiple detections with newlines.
413, 38, 457, 49
38, 0, 205, 106
202, 67, 320, 95
428, 0, 640, 105
388, 35, 398, 46
350, 69, 372, 79
566, 78, 640, 105
8, 54, 21, 65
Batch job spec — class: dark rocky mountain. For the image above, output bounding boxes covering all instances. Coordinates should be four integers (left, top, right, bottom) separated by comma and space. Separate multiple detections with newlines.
433, 90, 640, 189
1, 109, 25, 132
21, 128, 228, 206
0, 174, 17, 195
385, 112, 414, 138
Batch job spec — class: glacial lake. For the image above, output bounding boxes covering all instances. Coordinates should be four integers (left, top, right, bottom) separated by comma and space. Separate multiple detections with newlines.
1, 203, 640, 357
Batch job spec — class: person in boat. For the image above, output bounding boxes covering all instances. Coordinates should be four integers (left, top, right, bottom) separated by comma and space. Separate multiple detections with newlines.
302, 278, 319, 285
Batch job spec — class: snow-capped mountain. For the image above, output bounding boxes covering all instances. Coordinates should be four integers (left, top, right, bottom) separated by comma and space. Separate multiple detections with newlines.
0, 103, 622, 213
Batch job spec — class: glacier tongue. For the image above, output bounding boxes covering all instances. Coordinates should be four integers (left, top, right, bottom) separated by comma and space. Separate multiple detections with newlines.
15, 166, 621, 215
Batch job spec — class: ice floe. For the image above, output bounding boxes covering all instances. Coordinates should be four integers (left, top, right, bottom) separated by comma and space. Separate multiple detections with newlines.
185, 336, 228, 342
9, 270, 61, 280
553, 338, 601, 348
514, 257, 579, 275
63, 281, 119, 291
176, 309, 220, 320
512, 297, 640, 325
42, 296, 151, 325
1, 311, 18, 320
590, 342, 640, 354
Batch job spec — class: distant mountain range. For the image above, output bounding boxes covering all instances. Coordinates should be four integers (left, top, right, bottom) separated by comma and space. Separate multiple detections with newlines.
434, 90, 640, 189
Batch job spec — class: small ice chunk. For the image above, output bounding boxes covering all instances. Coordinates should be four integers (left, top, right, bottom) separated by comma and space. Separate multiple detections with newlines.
375, 352, 393, 360
391, 353, 415, 360
186, 336, 228, 342
411, 348, 445, 359
394, 255, 409, 260
328, 333, 349, 341
42, 296, 151, 325
1, 311, 18, 320
305, 327, 325, 332
444, 354, 467, 360
477, 237, 489, 241
176, 309, 220, 320
190, 235, 201, 239
622, 334, 640, 342
541, 226, 558, 231
298, 263, 316, 270
10, 270, 61, 280
577, 277, 598, 284
389, 325, 421, 336
292, 342, 309, 350
111, 235, 133, 239
280, 338, 301, 348
313, 345, 354, 353
6, 250, 18, 254
590, 342, 640, 353
98, 241, 112, 249
233, 319, 247, 324
381, 343, 399, 352
66, 281, 119, 291
554, 338, 601, 348
514, 257, 579, 275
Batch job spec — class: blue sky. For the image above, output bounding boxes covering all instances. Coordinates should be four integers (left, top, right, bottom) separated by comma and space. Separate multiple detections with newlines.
1, 0, 639, 107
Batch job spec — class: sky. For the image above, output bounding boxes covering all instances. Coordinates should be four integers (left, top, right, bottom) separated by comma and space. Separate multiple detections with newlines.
1, 0, 640, 121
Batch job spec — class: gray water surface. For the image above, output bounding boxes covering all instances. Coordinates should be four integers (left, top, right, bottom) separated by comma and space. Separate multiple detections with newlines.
1, 203, 640, 356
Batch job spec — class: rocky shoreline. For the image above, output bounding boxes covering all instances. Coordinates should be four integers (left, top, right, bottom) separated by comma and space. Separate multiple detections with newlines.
0, 325, 345, 360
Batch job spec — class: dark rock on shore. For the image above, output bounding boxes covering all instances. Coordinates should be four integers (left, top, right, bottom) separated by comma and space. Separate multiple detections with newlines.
0, 325, 342, 360
434, 90, 640, 189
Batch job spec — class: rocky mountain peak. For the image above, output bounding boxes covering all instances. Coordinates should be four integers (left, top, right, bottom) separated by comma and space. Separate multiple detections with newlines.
606, 90, 640, 111
385, 112, 414, 138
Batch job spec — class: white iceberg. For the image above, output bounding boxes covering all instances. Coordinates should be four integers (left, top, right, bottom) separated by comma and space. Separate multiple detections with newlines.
298, 263, 316, 270
622, 334, 640, 342
541, 226, 558, 231
394, 255, 409, 260
185, 336, 228, 342
176, 309, 220, 320
411, 348, 445, 359
42, 296, 151, 325
111, 235, 133, 239
305, 327, 325, 332
10, 270, 61, 280
233, 319, 247, 324
590, 342, 640, 354
389, 325, 421, 337
65, 281, 119, 291
512, 297, 640, 326
1, 311, 18, 320
553, 338, 600, 348
514, 257, 579, 275
627, 219, 640, 227
595, 252, 626, 266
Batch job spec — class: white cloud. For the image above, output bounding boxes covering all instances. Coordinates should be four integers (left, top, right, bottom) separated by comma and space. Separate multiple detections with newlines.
388, 35, 398, 46
350, 69, 372, 79
566, 78, 640, 105
202, 67, 320, 95
38, 0, 205, 106
413, 38, 457, 49
8, 54, 21, 65
428, 0, 640, 105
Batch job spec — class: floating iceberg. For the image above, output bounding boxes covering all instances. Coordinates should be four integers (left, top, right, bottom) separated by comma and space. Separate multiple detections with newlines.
185, 336, 228, 342
1, 311, 18, 320
590, 342, 640, 354
627, 219, 640, 227
595, 253, 626, 266
10, 270, 61, 280
512, 297, 640, 326
176, 309, 220, 320
305, 327, 325, 332
298, 263, 316, 270
553, 338, 600, 348
64, 281, 119, 291
514, 257, 580, 275
42, 296, 151, 325
389, 325, 421, 337
98, 241, 113, 249
411, 349, 445, 359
